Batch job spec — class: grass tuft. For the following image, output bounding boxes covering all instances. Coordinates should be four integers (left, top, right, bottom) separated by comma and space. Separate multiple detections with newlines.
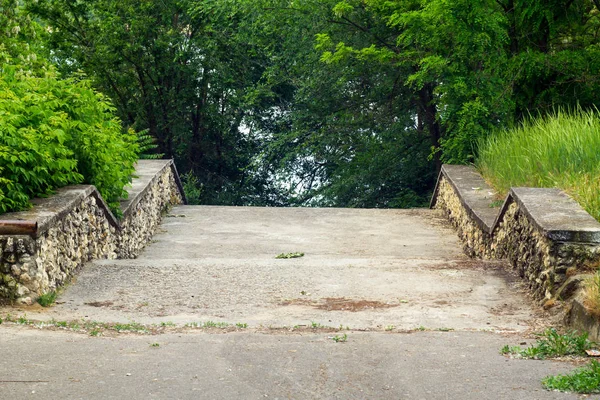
37, 291, 58, 307
583, 272, 600, 318
477, 108, 600, 221
543, 360, 600, 393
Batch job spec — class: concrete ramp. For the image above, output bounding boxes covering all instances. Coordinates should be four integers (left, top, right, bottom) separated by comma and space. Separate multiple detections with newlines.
26, 206, 538, 331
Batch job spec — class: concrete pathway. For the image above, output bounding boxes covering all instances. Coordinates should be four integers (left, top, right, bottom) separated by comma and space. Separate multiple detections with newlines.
0, 206, 589, 399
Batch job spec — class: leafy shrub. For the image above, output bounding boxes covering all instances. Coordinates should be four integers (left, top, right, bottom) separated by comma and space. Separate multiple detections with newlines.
0, 1, 139, 215
0, 61, 83, 212
0, 58, 138, 214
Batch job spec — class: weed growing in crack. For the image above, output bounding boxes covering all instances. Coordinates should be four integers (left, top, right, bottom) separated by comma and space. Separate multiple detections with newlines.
331, 334, 348, 343
37, 291, 58, 307
113, 322, 148, 333
501, 328, 594, 359
89, 329, 101, 337
185, 321, 230, 329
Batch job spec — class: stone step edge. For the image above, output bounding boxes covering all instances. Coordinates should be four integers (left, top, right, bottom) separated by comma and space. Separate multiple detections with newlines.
0, 159, 186, 238
432, 164, 600, 244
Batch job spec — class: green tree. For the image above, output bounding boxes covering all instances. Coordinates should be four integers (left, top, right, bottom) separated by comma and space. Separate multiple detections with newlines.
28, 0, 288, 205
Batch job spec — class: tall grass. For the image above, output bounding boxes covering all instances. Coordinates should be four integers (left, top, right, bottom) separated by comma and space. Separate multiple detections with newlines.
477, 109, 600, 221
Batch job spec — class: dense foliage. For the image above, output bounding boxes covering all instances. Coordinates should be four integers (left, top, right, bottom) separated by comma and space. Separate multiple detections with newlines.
8, 0, 600, 208
0, 1, 138, 214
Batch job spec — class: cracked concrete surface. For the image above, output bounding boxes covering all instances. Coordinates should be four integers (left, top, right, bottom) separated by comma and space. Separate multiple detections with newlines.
1, 206, 582, 400
10, 206, 541, 331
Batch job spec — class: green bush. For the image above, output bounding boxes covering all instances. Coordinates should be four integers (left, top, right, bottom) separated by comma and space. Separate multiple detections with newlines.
0, 1, 139, 215
0, 51, 138, 214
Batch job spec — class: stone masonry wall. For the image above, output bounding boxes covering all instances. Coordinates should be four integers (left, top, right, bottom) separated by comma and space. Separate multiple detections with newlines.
493, 201, 600, 300
433, 177, 492, 258
0, 160, 184, 304
0, 194, 118, 304
433, 168, 600, 303
492, 201, 555, 299
118, 165, 183, 258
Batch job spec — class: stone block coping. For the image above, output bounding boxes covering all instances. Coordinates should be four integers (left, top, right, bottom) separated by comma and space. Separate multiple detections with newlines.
432, 164, 600, 243
430, 164, 499, 234
499, 187, 600, 243
0, 159, 186, 238
120, 159, 186, 218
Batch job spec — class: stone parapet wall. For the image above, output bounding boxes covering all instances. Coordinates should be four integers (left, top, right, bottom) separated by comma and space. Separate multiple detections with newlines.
491, 201, 556, 299
433, 177, 493, 258
0, 160, 185, 304
432, 165, 600, 303
118, 161, 184, 259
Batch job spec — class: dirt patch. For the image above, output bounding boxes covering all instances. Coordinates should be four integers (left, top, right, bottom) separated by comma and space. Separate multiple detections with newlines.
281, 297, 398, 312
84, 301, 114, 307
423, 259, 507, 271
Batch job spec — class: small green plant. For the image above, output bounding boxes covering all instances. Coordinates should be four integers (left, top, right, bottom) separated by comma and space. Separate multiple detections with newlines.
416, 326, 427, 331
235, 323, 248, 329
150, 343, 160, 347
311, 321, 325, 329
17, 316, 28, 324
385, 325, 395, 331
543, 360, 600, 393
181, 172, 203, 205
276, 252, 304, 259
500, 345, 523, 355
501, 328, 594, 359
89, 329, 101, 337
436, 327, 454, 332
113, 322, 147, 332
159, 321, 176, 327
331, 334, 348, 343
54, 320, 68, 328
37, 291, 58, 307
69, 322, 80, 330
203, 321, 230, 328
